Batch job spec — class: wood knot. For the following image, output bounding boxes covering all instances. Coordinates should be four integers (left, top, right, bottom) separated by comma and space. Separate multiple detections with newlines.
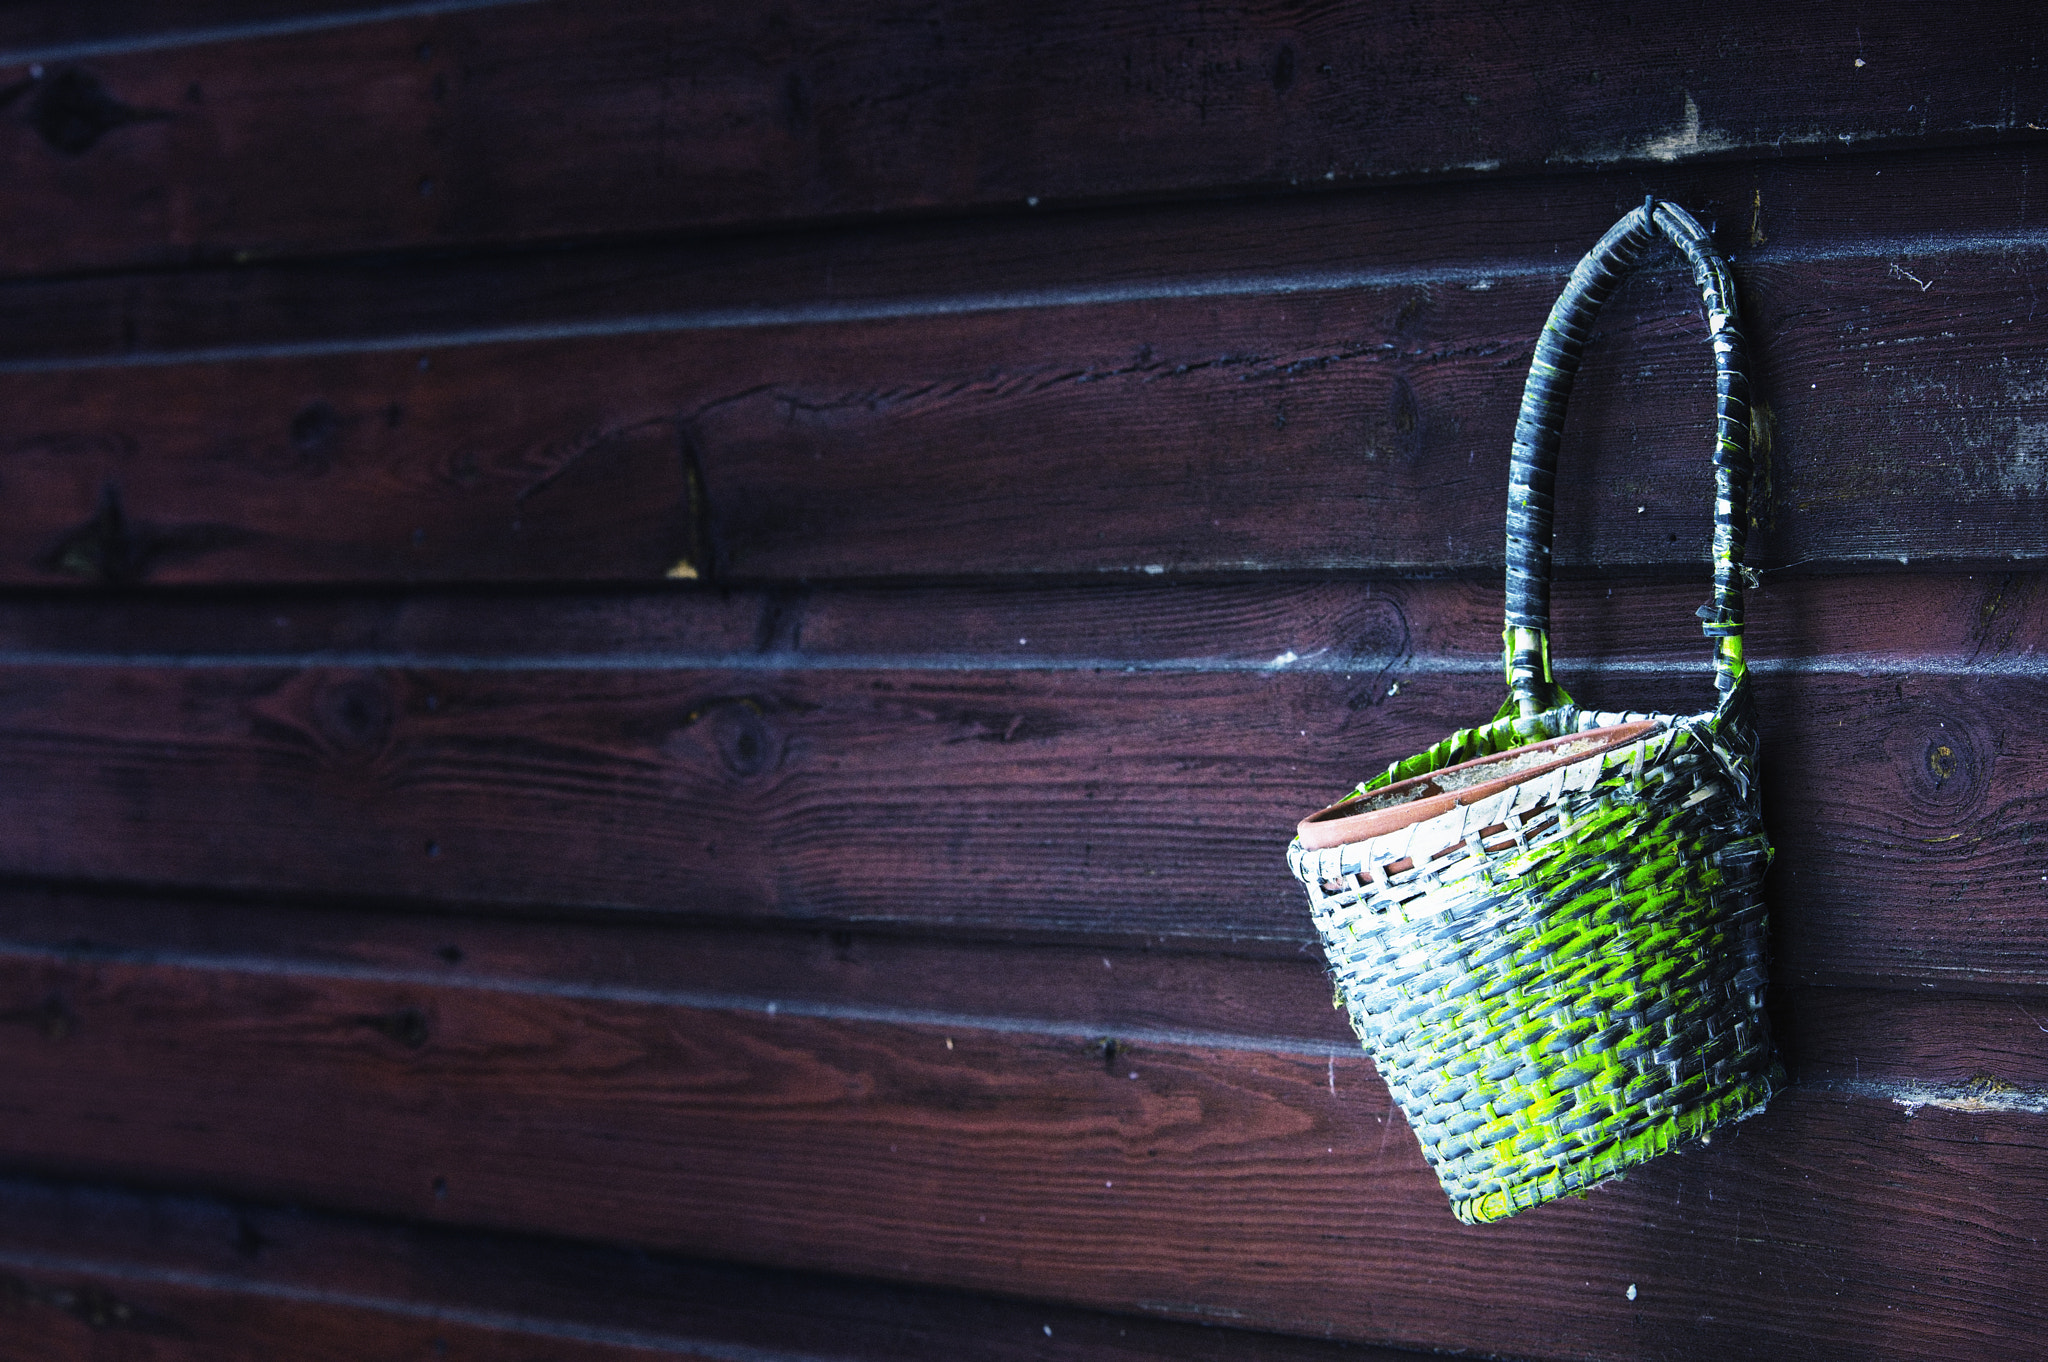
312, 675, 396, 756
355, 1007, 431, 1049
671, 698, 783, 780
27, 68, 159, 155
1904, 720, 1985, 816
1926, 742, 1958, 783
288, 401, 345, 470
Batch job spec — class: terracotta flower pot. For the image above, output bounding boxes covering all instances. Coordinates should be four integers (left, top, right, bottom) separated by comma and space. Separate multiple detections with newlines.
1295, 720, 1659, 852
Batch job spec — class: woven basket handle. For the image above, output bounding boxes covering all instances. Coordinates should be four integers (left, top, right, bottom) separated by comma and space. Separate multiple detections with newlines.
1504, 197, 1752, 717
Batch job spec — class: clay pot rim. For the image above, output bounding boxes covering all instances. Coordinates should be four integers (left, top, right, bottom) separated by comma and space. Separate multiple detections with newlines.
1294, 719, 1662, 851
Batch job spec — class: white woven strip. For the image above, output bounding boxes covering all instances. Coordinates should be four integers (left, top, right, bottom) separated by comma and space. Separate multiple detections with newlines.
1287, 721, 1707, 929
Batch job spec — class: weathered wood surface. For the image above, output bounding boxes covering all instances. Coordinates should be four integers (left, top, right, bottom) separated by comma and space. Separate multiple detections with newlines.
2, 5, 2042, 1358
0, 2, 2043, 275
1, 571, 2039, 675
0, 1, 450, 58
0, 575, 2041, 977
0, 884, 1360, 1054
0, 145, 2032, 370
5, 879, 2043, 1072
0, 1178, 1427, 1362
0, 937, 2041, 1361
8, 240, 2048, 583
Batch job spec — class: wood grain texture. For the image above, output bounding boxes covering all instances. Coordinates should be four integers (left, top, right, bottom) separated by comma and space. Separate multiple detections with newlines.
0, 947, 2041, 1360
2, 350, 698, 585
1, 877, 2040, 1075
0, 574, 2043, 977
1780, 988, 2048, 1091
0, 1, 504, 59
0, 883, 1362, 1056
8, 244, 2048, 583
0, 145, 2034, 371
0, 570, 2038, 676
0, 2, 2043, 274
0, 1181, 1429, 1362
1, 6, 2035, 1360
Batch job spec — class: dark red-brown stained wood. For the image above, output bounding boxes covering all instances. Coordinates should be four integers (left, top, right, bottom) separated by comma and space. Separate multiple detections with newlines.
2, 351, 700, 585
0, 144, 2034, 440
0, 574, 2043, 977
0, 1, 2044, 274
0, 569, 2037, 683
0, 882, 1365, 1055
0, 1179, 1428, 1362
0, 145, 2031, 372
0, 1, 432, 56
0, 943, 2041, 1361
609, 253, 2048, 580
10, 243, 2048, 584
3, 877, 2041, 1079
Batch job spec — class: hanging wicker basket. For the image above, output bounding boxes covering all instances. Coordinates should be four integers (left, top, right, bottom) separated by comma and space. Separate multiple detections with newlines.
1286, 198, 1783, 1225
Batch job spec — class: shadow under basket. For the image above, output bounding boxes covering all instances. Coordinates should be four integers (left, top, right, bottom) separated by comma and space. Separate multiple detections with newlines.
1285, 197, 1783, 1224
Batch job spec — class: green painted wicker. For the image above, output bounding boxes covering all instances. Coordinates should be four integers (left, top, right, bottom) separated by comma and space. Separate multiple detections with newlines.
1287, 199, 1783, 1225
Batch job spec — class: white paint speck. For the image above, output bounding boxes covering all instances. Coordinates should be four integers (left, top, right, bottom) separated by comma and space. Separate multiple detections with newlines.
1027, 197, 1040, 207
1627, 1283, 1638, 1301
1143, 565, 1165, 575
1855, 57, 1866, 67
1044, 1325, 1053, 1336
1635, 90, 1730, 162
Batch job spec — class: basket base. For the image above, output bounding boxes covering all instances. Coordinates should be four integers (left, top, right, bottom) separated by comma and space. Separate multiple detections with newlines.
1450, 1064, 1784, 1225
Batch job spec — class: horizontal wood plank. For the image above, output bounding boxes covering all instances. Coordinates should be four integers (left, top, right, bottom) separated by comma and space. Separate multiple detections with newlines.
0, 575, 2043, 980
0, 947, 2041, 1359
0, 2, 483, 60
6, 8, 2035, 1360
0, 884, 1361, 1055
3, 877, 2041, 1071
7, 243, 2048, 582
0, 146, 2033, 371
0, 2, 2043, 274
0, 570, 2039, 676
0, 1177, 1427, 1362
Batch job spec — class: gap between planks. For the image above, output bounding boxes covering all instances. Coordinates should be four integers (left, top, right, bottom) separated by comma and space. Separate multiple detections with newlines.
3, 228, 2044, 378
0, 0, 549, 69
0, 1172, 1457, 1362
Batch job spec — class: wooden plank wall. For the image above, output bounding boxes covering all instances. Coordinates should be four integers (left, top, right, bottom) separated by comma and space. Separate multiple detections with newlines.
1, 3, 2045, 1357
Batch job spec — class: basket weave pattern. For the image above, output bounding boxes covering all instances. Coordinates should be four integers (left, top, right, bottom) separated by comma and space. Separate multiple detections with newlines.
1290, 712, 1773, 1224
1288, 199, 1783, 1224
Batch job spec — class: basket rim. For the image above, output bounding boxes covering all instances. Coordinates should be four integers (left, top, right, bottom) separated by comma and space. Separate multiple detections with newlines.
1293, 718, 1659, 851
